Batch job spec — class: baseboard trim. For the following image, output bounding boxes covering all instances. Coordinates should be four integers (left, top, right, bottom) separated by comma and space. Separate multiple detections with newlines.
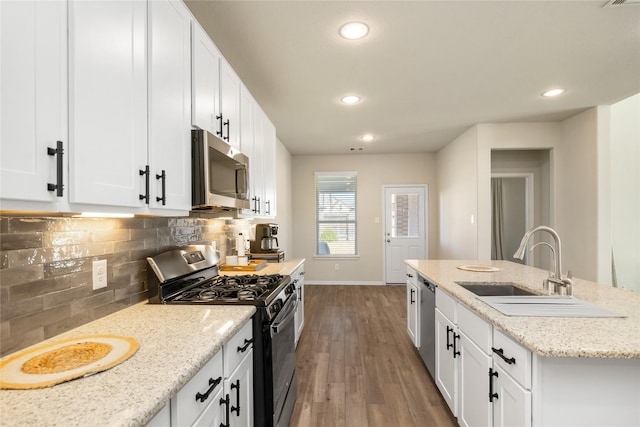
304, 281, 387, 286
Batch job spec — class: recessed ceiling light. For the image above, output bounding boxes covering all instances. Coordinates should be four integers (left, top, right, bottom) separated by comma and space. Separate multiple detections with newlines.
541, 88, 566, 97
339, 22, 369, 40
360, 134, 375, 141
341, 95, 361, 104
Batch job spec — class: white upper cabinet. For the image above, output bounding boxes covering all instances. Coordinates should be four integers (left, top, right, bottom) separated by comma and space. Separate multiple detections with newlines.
148, 0, 192, 212
68, 0, 148, 209
0, 0, 68, 211
219, 59, 241, 150
191, 21, 222, 137
239, 85, 256, 216
262, 115, 277, 217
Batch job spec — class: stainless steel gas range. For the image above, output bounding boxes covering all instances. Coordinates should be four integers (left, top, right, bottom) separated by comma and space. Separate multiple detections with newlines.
147, 245, 297, 427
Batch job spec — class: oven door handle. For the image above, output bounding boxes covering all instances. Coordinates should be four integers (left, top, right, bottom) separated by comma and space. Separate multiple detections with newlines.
271, 294, 298, 336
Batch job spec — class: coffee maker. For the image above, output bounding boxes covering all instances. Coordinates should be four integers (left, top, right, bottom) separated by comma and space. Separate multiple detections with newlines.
251, 223, 279, 253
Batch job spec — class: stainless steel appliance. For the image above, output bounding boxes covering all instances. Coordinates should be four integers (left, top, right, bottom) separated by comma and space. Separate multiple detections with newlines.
251, 223, 280, 253
147, 245, 297, 427
191, 129, 250, 211
418, 274, 436, 378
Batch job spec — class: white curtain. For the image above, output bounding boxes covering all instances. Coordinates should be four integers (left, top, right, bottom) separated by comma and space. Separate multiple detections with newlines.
491, 178, 506, 260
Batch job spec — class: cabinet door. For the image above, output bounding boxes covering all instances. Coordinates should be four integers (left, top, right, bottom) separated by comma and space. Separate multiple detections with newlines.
238, 85, 255, 216
493, 365, 531, 427
458, 331, 492, 427
220, 59, 241, 150
192, 22, 222, 136
68, 0, 147, 208
294, 265, 305, 346
251, 104, 265, 215
435, 308, 458, 415
0, 0, 67, 209
262, 115, 277, 217
407, 281, 420, 347
225, 349, 254, 427
192, 386, 225, 427
148, 0, 191, 213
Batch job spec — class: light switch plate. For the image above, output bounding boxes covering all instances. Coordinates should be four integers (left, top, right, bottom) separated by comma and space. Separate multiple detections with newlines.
92, 259, 107, 290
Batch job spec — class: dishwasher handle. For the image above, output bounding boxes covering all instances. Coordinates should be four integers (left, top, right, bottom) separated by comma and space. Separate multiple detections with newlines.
420, 275, 436, 293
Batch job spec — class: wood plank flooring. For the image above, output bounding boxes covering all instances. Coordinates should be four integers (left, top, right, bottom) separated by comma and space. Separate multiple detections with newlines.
289, 285, 457, 427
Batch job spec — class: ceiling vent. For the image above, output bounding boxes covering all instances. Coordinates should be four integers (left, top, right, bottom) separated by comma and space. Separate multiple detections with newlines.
603, 0, 640, 7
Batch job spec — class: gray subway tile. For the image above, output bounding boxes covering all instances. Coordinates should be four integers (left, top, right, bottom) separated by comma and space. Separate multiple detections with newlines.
1, 233, 43, 251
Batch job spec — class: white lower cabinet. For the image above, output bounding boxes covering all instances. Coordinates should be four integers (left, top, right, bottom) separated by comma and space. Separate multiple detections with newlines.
435, 307, 458, 415
492, 364, 531, 427
406, 267, 420, 348
162, 320, 254, 427
293, 263, 305, 347
458, 331, 492, 427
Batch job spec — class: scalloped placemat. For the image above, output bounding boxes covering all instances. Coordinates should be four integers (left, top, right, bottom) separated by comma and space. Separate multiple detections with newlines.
0, 334, 139, 389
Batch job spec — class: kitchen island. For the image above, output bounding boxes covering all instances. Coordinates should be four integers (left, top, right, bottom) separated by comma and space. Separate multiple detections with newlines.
406, 260, 640, 427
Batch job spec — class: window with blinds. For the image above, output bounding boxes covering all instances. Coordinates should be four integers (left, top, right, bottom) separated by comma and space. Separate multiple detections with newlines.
315, 172, 357, 256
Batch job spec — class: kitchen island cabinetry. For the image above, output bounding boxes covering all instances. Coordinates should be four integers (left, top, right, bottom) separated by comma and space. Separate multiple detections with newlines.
0, 0, 68, 211
406, 267, 420, 348
407, 259, 640, 427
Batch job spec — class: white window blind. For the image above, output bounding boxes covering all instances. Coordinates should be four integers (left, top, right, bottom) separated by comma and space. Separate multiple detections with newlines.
315, 172, 357, 256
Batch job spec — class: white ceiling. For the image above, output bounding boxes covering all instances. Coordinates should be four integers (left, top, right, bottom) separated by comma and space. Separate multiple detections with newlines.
184, 1, 640, 155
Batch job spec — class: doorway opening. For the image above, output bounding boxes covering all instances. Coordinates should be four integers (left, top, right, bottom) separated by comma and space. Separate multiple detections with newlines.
491, 150, 552, 269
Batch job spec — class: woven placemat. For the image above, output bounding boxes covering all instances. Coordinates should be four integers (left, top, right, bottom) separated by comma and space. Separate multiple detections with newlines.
0, 334, 139, 389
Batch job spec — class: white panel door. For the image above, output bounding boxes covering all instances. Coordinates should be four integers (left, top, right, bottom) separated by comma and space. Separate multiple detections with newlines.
262, 115, 276, 217
68, 0, 147, 208
0, 0, 67, 208
384, 185, 427, 283
458, 331, 493, 427
435, 308, 458, 416
220, 59, 241, 150
148, 0, 192, 213
493, 365, 531, 427
192, 22, 221, 135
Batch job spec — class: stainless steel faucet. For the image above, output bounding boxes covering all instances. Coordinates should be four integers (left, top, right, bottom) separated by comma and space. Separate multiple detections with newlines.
513, 226, 573, 295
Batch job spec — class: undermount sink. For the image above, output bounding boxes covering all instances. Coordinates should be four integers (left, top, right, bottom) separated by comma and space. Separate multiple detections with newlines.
456, 281, 537, 297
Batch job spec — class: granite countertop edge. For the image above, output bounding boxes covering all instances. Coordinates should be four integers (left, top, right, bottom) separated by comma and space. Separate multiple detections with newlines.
405, 259, 640, 360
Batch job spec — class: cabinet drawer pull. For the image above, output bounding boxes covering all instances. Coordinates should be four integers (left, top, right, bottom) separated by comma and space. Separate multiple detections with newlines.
410, 288, 415, 304
230, 379, 240, 416
216, 114, 223, 138
47, 140, 64, 197
139, 165, 150, 204
453, 332, 461, 358
155, 170, 166, 205
237, 338, 254, 353
223, 119, 230, 141
492, 347, 516, 365
195, 376, 222, 403
446, 325, 453, 350
488, 368, 499, 402
220, 394, 230, 427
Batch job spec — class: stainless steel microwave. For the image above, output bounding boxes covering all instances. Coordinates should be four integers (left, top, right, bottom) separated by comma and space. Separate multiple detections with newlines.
191, 129, 249, 211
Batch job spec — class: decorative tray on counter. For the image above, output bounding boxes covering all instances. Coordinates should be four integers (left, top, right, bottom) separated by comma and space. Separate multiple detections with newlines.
219, 260, 268, 271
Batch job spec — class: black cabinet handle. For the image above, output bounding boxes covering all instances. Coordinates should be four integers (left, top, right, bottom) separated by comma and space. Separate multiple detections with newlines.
223, 119, 230, 142
195, 376, 222, 403
489, 368, 499, 402
298, 286, 302, 302
446, 325, 453, 350
406, 273, 414, 278
47, 140, 64, 197
216, 114, 223, 138
252, 196, 261, 214
453, 332, 461, 358
220, 394, 230, 427
237, 338, 254, 353
139, 165, 150, 204
265, 200, 271, 215
155, 170, 166, 205
492, 347, 516, 365
410, 288, 415, 304
230, 379, 240, 416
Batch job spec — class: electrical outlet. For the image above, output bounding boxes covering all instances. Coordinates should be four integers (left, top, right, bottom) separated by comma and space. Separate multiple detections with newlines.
92, 259, 107, 290
334, 263, 340, 271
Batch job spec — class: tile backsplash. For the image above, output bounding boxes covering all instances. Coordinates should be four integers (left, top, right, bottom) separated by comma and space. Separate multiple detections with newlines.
0, 215, 249, 357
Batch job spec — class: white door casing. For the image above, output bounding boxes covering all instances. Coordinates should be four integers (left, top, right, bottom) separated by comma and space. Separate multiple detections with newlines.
384, 185, 428, 283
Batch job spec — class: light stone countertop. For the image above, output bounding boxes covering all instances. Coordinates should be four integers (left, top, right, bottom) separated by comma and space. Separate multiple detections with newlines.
0, 259, 305, 426
0, 303, 256, 426
406, 260, 640, 359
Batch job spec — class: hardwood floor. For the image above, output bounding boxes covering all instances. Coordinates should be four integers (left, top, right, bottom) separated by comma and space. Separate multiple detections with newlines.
289, 285, 457, 427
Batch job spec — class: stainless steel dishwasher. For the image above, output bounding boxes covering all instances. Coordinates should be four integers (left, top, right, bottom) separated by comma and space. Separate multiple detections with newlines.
418, 274, 436, 377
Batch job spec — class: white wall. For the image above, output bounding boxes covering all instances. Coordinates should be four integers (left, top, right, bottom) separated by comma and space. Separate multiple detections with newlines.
272, 139, 293, 256
610, 93, 640, 291
437, 126, 479, 259
292, 153, 437, 283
